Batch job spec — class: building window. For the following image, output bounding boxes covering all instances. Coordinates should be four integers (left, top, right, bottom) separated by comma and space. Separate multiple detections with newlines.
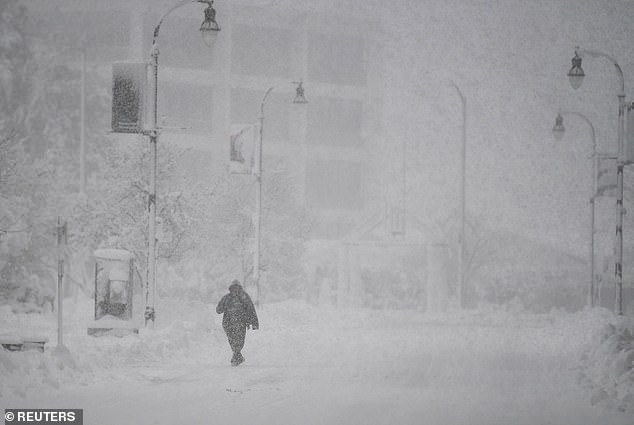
307, 97, 363, 146
159, 82, 213, 132
31, 9, 131, 62
86, 10, 130, 48
306, 160, 363, 210
144, 15, 215, 70
231, 24, 292, 78
308, 33, 365, 86
231, 88, 290, 141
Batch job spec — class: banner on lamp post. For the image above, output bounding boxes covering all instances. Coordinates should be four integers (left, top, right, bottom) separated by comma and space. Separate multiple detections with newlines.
596, 157, 617, 197
626, 107, 634, 164
229, 124, 256, 175
111, 62, 146, 134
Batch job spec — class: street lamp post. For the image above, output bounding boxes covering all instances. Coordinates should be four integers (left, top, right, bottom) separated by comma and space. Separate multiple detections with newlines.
145, 0, 220, 327
567, 46, 627, 315
79, 40, 86, 196
253, 82, 307, 306
552, 111, 599, 307
449, 81, 467, 309
253, 87, 274, 307
62, 37, 88, 195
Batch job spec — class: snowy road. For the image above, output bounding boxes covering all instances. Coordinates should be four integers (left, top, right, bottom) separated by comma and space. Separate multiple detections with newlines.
1, 302, 631, 425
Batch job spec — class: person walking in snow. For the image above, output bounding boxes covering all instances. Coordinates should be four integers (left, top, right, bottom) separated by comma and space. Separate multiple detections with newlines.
216, 280, 259, 366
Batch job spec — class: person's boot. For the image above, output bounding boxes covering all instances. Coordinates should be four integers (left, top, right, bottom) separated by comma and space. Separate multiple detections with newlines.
234, 352, 244, 366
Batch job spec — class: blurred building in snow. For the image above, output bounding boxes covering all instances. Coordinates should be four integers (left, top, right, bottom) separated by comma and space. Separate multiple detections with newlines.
27, 0, 387, 240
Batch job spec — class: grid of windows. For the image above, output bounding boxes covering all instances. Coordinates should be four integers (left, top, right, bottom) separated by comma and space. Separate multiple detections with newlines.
159, 82, 213, 131
305, 160, 363, 210
36, 3, 376, 217
308, 33, 366, 86
231, 24, 292, 78
307, 97, 363, 146
231, 88, 290, 141
31, 9, 130, 62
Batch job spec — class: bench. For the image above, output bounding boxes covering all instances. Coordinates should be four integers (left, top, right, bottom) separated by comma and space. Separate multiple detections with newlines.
0, 336, 49, 353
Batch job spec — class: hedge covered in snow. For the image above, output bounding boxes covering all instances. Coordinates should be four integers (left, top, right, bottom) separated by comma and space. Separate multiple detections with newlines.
577, 315, 634, 414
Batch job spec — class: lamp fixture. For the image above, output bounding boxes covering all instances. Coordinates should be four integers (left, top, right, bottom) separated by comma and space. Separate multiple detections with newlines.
568, 50, 585, 90
552, 113, 565, 140
199, 1, 220, 47
292, 80, 308, 104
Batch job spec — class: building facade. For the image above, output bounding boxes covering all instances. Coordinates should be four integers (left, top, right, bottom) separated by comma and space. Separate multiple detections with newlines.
30, 0, 386, 240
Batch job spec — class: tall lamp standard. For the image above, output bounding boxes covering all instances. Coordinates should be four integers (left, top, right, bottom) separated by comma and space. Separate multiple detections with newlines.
79, 37, 87, 196
552, 111, 599, 307
253, 81, 308, 305
449, 80, 467, 308
567, 46, 627, 315
145, 0, 220, 327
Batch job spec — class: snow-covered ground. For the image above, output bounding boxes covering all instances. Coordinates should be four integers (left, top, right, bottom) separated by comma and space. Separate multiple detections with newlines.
1, 296, 633, 425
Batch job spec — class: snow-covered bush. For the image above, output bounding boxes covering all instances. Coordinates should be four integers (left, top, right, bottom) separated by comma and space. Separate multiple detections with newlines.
476, 270, 585, 313
577, 315, 634, 414
469, 231, 587, 312
362, 268, 421, 310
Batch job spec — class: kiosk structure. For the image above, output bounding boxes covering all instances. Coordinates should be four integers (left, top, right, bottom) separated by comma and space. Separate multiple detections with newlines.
87, 249, 139, 336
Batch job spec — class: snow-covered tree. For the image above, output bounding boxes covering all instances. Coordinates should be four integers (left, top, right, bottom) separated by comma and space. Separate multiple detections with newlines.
0, 1, 210, 307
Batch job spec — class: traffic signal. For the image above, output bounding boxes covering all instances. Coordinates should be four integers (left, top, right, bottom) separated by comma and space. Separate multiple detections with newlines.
111, 62, 146, 134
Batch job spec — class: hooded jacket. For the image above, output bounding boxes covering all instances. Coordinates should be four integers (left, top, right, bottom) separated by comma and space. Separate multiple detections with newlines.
216, 283, 259, 329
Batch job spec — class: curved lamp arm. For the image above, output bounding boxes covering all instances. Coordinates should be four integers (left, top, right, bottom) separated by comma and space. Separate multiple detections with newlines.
254, 87, 275, 178
558, 110, 597, 156
260, 87, 275, 118
448, 80, 466, 106
575, 46, 625, 96
153, 0, 214, 43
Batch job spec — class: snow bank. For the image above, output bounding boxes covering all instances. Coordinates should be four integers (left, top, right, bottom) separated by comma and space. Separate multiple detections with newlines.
577, 313, 634, 414
0, 348, 93, 399
1, 294, 633, 415
0, 297, 227, 399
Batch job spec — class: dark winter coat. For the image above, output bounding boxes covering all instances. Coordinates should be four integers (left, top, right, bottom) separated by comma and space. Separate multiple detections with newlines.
216, 284, 259, 330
